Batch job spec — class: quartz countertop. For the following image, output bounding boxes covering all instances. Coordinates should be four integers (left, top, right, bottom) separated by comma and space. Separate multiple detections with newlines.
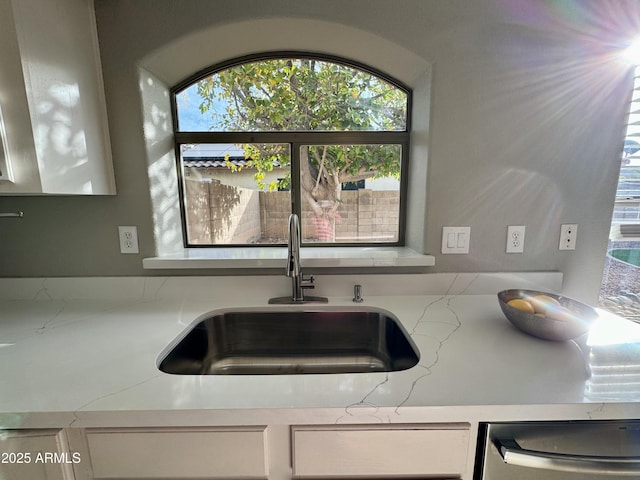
1, 273, 639, 429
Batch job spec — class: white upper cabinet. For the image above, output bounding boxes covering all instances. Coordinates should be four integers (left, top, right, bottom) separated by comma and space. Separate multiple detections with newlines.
0, 0, 115, 195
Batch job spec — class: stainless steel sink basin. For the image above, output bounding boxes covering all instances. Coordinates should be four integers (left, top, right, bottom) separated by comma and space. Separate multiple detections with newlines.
158, 307, 419, 375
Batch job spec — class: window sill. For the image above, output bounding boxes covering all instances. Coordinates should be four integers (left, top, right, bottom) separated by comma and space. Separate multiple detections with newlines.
142, 247, 435, 270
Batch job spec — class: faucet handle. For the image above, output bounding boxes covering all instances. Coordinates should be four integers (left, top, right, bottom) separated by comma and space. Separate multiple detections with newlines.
301, 275, 315, 290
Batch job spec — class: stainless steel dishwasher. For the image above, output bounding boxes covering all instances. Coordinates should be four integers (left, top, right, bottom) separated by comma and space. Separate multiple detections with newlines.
476, 420, 640, 479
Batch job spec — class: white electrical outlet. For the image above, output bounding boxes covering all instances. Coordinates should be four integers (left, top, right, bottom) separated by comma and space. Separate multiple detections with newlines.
442, 226, 470, 254
506, 225, 525, 253
118, 226, 139, 254
559, 223, 577, 250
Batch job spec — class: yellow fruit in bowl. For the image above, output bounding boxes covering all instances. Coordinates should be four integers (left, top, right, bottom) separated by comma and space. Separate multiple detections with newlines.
530, 294, 561, 314
507, 298, 535, 314
546, 306, 575, 322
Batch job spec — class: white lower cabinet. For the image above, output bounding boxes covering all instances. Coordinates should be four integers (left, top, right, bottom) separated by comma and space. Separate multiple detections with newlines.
292, 424, 470, 479
6, 423, 470, 480
82, 427, 268, 479
0, 429, 75, 480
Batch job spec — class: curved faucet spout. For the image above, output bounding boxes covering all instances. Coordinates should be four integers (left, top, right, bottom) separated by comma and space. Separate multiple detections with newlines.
268, 213, 328, 304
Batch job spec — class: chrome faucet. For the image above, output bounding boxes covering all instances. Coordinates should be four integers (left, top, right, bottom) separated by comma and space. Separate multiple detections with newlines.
269, 213, 328, 304
286, 212, 304, 300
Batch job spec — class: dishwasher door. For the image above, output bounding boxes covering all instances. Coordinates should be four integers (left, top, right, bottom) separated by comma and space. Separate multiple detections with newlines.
477, 421, 640, 479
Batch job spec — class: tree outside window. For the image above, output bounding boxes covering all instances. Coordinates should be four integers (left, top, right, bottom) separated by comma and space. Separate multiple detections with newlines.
174, 55, 410, 246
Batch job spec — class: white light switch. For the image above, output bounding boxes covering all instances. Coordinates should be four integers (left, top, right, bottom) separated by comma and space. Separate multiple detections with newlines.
447, 233, 456, 248
442, 227, 470, 254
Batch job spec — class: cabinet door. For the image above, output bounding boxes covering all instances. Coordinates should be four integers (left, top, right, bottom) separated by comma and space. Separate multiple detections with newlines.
0, 0, 115, 195
85, 427, 268, 479
292, 424, 470, 478
0, 429, 75, 480
0, 0, 40, 191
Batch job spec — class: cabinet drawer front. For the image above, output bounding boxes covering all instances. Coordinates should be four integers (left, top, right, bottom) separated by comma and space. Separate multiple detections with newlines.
86, 427, 267, 479
292, 426, 469, 477
0, 429, 72, 480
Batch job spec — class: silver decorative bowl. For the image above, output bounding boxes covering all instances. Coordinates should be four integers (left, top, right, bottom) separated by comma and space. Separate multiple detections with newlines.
497, 289, 598, 341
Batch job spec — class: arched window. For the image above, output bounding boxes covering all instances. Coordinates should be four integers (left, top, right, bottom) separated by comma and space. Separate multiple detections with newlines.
173, 53, 410, 246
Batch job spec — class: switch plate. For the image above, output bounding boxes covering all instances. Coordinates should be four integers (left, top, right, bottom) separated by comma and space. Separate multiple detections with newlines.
559, 223, 577, 250
118, 226, 139, 254
506, 225, 525, 253
442, 226, 470, 254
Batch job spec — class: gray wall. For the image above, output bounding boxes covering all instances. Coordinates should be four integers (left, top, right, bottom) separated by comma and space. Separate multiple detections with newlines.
1, 0, 636, 303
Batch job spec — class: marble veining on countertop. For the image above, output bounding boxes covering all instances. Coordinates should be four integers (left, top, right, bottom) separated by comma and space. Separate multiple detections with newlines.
1, 273, 639, 428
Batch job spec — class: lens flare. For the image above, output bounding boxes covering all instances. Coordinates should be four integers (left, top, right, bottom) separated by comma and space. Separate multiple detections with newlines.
621, 37, 640, 66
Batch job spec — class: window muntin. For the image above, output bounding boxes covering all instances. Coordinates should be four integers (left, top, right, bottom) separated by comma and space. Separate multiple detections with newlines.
173, 54, 410, 247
